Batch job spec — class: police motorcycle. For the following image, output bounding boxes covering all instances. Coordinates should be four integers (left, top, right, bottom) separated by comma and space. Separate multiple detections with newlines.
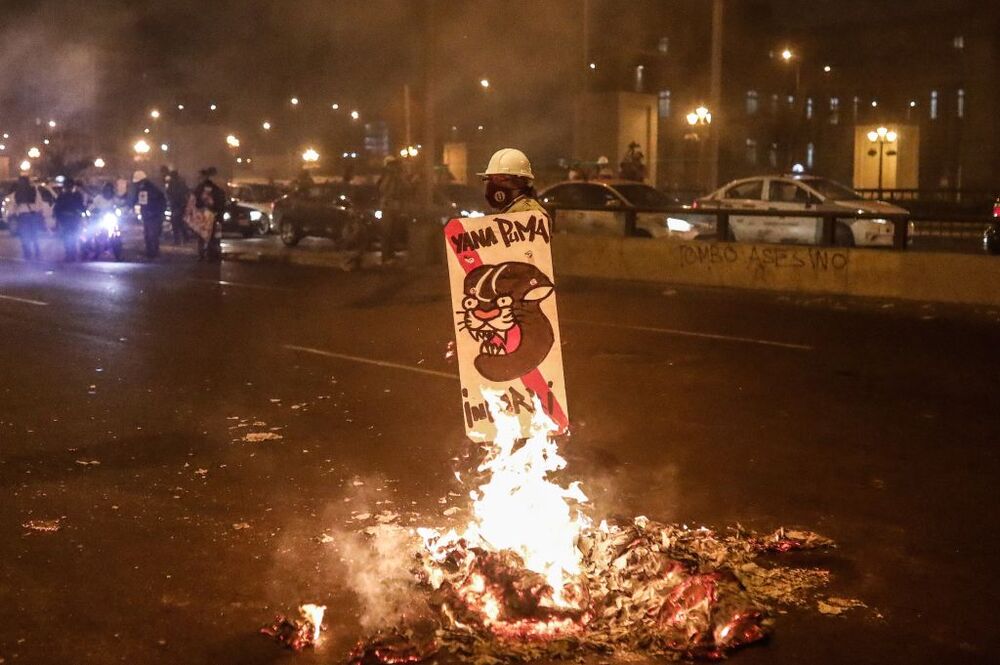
81, 205, 125, 261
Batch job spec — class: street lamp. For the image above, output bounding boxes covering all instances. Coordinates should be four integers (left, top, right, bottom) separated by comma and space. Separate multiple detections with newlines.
350, 110, 360, 121
133, 139, 151, 156
19, 160, 31, 172
94, 157, 106, 169
226, 134, 240, 148
48, 120, 57, 128
867, 127, 898, 199
262, 121, 272, 131
302, 147, 320, 163
290, 97, 299, 106
150, 109, 160, 119
686, 105, 713, 126
480, 78, 490, 89
27, 146, 41, 159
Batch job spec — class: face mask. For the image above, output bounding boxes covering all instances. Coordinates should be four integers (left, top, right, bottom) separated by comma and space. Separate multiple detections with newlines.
485, 181, 510, 210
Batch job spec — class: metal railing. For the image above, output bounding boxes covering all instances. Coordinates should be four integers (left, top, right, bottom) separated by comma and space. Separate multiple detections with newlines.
543, 203, 915, 249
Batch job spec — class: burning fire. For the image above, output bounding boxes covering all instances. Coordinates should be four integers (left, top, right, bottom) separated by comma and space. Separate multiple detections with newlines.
418, 390, 590, 637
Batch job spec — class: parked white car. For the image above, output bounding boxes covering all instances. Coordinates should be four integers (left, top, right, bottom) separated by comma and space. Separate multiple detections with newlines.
696, 175, 907, 247
539, 180, 714, 240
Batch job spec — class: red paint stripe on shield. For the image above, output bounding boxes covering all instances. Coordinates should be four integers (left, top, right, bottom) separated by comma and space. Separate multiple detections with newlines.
444, 218, 569, 434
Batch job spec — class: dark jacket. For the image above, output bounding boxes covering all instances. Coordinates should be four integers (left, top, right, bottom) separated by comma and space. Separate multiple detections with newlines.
194, 179, 226, 214
54, 190, 86, 224
166, 176, 190, 211
133, 179, 167, 218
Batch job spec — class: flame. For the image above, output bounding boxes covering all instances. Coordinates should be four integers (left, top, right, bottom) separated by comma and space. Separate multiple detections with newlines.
299, 603, 326, 644
465, 391, 589, 602
419, 389, 590, 636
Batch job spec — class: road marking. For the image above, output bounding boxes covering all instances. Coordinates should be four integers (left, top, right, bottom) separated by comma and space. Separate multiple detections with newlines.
564, 319, 813, 351
0, 294, 48, 306
192, 279, 290, 291
285, 345, 459, 380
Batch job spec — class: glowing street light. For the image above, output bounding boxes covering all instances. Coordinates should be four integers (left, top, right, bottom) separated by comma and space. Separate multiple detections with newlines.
43, 139, 50, 145
27, 146, 41, 159
94, 157, 106, 168
781, 48, 793, 61
262, 121, 272, 130
19, 160, 31, 172
160, 143, 169, 152
0, 144, 5, 151
302, 147, 320, 163
588, 62, 596, 70
133, 139, 151, 155
686, 106, 713, 126
290, 97, 299, 106
226, 134, 241, 148
350, 110, 360, 121
823, 65, 832, 73
867, 127, 899, 199
47, 119, 57, 128
150, 109, 161, 119
177, 104, 185, 111
480, 78, 490, 89
331, 103, 339, 110
209, 103, 217, 111
143, 128, 150, 134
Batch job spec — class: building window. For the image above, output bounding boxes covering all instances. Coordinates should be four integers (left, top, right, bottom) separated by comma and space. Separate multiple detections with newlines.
806, 142, 815, 170
745, 138, 758, 165
957, 88, 965, 118
746, 90, 759, 115
829, 97, 840, 125
658, 90, 671, 118
953, 35, 964, 49
768, 143, 779, 169
930, 90, 938, 119
658, 37, 670, 54
805, 97, 814, 120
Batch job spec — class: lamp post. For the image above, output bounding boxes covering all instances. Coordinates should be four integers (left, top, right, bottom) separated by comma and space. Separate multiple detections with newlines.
686, 106, 712, 191
866, 127, 898, 199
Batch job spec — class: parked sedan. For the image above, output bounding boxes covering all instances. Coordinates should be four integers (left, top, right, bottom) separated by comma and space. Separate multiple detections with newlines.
696, 175, 907, 247
271, 184, 367, 249
538, 180, 713, 240
221, 200, 271, 237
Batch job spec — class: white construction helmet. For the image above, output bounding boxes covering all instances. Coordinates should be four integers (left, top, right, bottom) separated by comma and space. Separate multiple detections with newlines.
478, 148, 534, 180
132, 170, 147, 183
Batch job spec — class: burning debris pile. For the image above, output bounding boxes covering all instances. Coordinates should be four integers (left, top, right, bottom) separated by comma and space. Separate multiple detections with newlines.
261, 604, 326, 651
345, 398, 836, 663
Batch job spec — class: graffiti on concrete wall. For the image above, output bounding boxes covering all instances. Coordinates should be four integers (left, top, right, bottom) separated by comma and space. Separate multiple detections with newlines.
678, 244, 849, 272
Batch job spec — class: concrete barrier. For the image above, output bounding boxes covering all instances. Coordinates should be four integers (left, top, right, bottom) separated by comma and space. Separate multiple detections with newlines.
551, 235, 1000, 307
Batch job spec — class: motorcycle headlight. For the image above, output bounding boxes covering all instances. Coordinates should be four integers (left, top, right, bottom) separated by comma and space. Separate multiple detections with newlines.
100, 213, 119, 232
667, 217, 693, 233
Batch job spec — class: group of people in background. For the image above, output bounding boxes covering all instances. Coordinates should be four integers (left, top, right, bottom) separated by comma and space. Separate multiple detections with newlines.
7, 166, 227, 263
565, 141, 647, 183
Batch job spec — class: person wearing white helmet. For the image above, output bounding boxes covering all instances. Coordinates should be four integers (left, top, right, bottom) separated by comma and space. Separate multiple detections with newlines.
596, 155, 614, 180
478, 148, 546, 215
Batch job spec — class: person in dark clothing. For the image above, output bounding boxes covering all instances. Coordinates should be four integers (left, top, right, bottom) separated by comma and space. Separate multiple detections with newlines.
376, 156, 407, 265
165, 170, 190, 244
130, 170, 167, 258
53, 179, 86, 261
12, 176, 44, 260
193, 167, 226, 261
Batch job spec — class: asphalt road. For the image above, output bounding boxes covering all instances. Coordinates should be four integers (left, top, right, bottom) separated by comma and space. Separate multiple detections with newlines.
1, 248, 999, 665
